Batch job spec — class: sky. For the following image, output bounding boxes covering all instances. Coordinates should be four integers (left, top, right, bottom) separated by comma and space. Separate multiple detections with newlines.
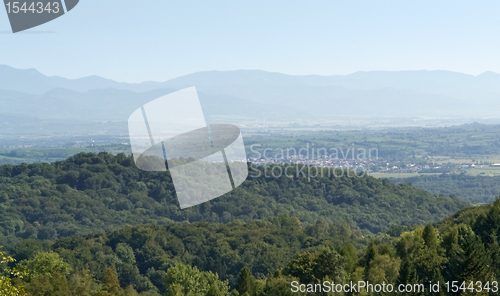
1, 0, 500, 83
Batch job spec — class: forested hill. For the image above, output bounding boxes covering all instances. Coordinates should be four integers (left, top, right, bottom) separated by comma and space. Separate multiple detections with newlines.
389, 174, 500, 204
8, 216, 366, 294
5, 201, 500, 296
0, 152, 467, 247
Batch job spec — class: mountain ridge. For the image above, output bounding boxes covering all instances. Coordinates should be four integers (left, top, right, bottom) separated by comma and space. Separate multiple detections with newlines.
2, 64, 500, 95
2, 64, 500, 136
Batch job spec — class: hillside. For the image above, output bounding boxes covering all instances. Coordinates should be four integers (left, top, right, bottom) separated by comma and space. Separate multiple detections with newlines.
390, 174, 500, 204
7, 216, 365, 294
5, 200, 500, 295
0, 152, 467, 248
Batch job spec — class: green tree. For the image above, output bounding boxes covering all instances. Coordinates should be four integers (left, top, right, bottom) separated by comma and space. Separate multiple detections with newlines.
396, 226, 446, 295
422, 224, 438, 248
340, 244, 358, 274
486, 233, 500, 276
445, 224, 491, 283
26, 271, 71, 296
0, 246, 26, 296
366, 254, 401, 285
362, 240, 378, 280
17, 252, 70, 281
206, 282, 226, 296
164, 264, 229, 296
100, 266, 124, 296
115, 243, 136, 265
68, 269, 102, 296
283, 252, 316, 283
284, 248, 346, 287
260, 272, 304, 296
235, 266, 255, 296
312, 248, 346, 283
123, 285, 139, 296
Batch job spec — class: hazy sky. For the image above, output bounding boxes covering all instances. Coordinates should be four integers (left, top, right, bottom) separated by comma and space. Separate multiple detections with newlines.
1, 0, 499, 82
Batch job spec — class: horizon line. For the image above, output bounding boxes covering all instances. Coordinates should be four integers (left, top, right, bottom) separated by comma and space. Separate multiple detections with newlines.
0, 63, 498, 85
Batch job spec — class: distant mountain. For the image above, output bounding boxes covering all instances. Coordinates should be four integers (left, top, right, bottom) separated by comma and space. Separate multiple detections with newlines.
4, 64, 500, 100
155, 70, 500, 116
2, 64, 500, 136
0, 65, 128, 94
158, 69, 500, 99
0, 86, 304, 136
0, 88, 172, 121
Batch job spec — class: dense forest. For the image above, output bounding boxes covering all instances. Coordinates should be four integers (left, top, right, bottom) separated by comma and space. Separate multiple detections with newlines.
390, 174, 500, 204
2, 216, 364, 295
0, 153, 467, 248
0, 152, 499, 295
2, 200, 500, 295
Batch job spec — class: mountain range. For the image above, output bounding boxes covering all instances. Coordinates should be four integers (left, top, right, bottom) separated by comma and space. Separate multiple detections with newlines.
1, 64, 500, 136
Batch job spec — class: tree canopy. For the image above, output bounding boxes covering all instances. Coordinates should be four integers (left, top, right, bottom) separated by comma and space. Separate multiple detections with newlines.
0, 152, 467, 248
